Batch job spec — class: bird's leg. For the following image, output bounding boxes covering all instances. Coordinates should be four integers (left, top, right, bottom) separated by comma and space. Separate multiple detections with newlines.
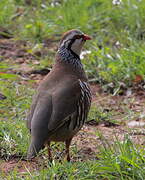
47, 141, 52, 162
65, 138, 72, 162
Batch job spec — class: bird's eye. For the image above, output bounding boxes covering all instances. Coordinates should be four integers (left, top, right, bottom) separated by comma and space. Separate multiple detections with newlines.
75, 35, 82, 39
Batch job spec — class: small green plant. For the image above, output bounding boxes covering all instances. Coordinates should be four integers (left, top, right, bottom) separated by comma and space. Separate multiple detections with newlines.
88, 105, 114, 124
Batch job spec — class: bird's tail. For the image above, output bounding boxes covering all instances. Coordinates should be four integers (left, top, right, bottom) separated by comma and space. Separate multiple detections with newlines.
27, 137, 45, 160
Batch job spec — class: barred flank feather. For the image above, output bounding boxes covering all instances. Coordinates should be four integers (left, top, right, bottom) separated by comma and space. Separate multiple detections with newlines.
67, 80, 91, 131
77, 80, 91, 128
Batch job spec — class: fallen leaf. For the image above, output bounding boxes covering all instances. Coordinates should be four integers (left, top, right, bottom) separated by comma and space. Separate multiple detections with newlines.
133, 75, 143, 83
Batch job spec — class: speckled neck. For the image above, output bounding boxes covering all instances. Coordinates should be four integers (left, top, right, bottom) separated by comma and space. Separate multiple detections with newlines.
57, 45, 83, 69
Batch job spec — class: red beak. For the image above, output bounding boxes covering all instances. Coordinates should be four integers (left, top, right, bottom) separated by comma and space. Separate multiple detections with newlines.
83, 34, 92, 40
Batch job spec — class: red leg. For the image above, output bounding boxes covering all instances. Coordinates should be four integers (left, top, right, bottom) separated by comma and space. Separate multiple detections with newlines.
65, 139, 72, 162
47, 141, 52, 162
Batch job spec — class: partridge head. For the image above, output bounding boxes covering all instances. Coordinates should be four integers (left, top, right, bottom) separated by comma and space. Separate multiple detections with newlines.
27, 29, 92, 161
59, 29, 91, 56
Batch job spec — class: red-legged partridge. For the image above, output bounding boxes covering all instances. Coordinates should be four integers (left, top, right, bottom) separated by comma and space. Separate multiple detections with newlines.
27, 29, 92, 161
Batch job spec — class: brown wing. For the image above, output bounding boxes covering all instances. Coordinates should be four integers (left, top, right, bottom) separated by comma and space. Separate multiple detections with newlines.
27, 79, 81, 159
27, 78, 81, 134
47, 79, 81, 132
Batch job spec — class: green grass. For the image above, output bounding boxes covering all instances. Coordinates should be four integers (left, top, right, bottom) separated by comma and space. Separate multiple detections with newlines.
0, 129, 144, 179
0, 79, 34, 158
85, 41, 145, 92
